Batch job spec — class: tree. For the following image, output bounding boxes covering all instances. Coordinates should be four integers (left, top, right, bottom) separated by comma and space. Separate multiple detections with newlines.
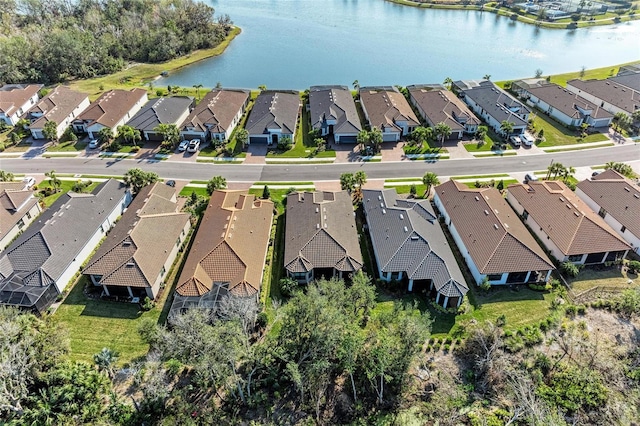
353, 171, 367, 201
94, 347, 119, 379
475, 125, 488, 143
192, 83, 203, 101
42, 120, 58, 144
562, 166, 576, 183
443, 77, 453, 90
45, 169, 61, 193
123, 168, 159, 193
116, 124, 141, 147
340, 172, 356, 194
604, 161, 636, 178
9, 132, 21, 146
262, 185, 270, 200
97, 127, 113, 145
632, 109, 640, 125
535, 68, 543, 78
612, 112, 631, 134
500, 120, 514, 138
434, 122, 452, 147
483, 74, 491, 80
422, 171, 440, 198
356, 130, 369, 152
546, 162, 566, 180
410, 126, 432, 147
369, 127, 383, 153
258, 85, 267, 91
0, 169, 14, 181
154, 123, 180, 149
352, 79, 360, 92
235, 128, 249, 150
206, 175, 227, 195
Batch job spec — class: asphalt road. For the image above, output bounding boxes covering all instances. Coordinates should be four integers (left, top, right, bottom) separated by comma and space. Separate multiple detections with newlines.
1, 144, 638, 182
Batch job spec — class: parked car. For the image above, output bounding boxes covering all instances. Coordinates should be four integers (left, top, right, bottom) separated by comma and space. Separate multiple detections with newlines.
521, 133, 535, 146
178, 140, 189, 152
187, 139, 200, 153
88, 139, 100, 149
524, 173, 539, 183
165, 180, 176, 187
509, 135, 522, 147
591, 171, 600, 177
22, 176, 36, 189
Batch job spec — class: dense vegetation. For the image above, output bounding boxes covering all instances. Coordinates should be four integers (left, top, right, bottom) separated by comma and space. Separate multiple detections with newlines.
0, 0, 232, 84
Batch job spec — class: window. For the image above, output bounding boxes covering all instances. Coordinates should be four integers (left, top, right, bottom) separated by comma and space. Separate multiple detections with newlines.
522, 209, 529, 220
621, 225, 626, 233
17, 218, 25, 230
26, 211, 32, 219
100, 225, 105, 233
160, 266, 166, 277
598, 207, 606, 218
568, 254, 583, 262
487, 274, 502, 282
176, 237, 181, 248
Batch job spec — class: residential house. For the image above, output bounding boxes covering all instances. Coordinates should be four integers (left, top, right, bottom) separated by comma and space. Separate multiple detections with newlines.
457, 80, 530, 136
359, 86, 419, 142
0, 84, 42, 125
433, 180, 554, 286
408, 85, 480, 139
0, 179, 130, 314
170, 191, 273, 317
507, 180, 630, 265
575, 169, 640, 254
308, 85, 362, 143
363, 189, 467, 308
245, 90, 300, 145
83, 183, 190, 300
284, 191, 363, 283
510, 78, 548, 97
126, 96, 194, 141
73, 88, 148, 138
523, 83, 613, 128
0, 181, 42, 252
566, 78, 640, 117
180, 89, 250, 142
27, 86, 89, 140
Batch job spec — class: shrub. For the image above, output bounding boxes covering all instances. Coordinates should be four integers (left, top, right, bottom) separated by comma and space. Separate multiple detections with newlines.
131, 145, 141, 153
279, 277, 298, 297
479, 278, 491, 292
0, 143, 4, 152
565, 304, 577, 317
256, 312, 268, 329
561, 261, 581, 277
141, 297, 155, 311
277, 136, 293, 151
627, 260, 640, 274
529, 282, 551, 291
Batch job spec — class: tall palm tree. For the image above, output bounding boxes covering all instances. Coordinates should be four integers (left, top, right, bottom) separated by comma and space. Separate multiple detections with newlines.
499, 120, 514, 139
45, 170, 61, 193
483, 74, 491, 81
562, 166, 576, 183
353, 79, 360, 92
422, 172, 440, 198
434, 122, 452, 147
354, 171, 367, 201
443, 77, 453, 90
193, 83, 203, 101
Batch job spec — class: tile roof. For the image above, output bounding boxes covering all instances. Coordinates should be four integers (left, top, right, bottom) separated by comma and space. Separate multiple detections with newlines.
0, 179, 128, 306
363, 189, 467, 298
284, 191, 363, 274
175, 190, 273, 298
576, 169, 640, 239
507, 180, 631, 256
309, 85, 362, 134
526, 84, 612, 120
461, 81, 529, 126
126, 96, 193, 133
435, 180, 554, 275
83, 182, 189, 290
0, 84, 42, 116
408, 86, 480, 132
567, 78, 640, 115
0, 183, 39, 240
245, 91, 300, 136
28, 86, 89, 128
608, 72, 640, 92
359, 86, 420, 132
75, 88, 147, 128
180, 89, 249, 134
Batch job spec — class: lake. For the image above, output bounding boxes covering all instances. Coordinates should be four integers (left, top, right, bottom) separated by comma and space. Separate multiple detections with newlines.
160, 0, 640, 89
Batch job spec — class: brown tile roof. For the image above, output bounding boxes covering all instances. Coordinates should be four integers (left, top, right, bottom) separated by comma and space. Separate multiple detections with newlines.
359, 86, 419, 132
75, 88, 147, 128
435, 180, 554, 274
28, 86, 89, 128
284, 191, 363, 274
0, 84, 42, 116
180, 89, 249, 133
567, 78, 640, 115
83, 182, 189, 289
309, 85, 362, 134
526, 84, 612, 120
175, 190, 273, 297
409, 87, 480, 132
0, 183, 39, 238
577, 170, 640, 238
507, 181, 631, 256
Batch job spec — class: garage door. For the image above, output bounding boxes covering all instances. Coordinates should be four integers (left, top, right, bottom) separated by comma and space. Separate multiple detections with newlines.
338, 135, 357, 143
382, 133, 397, 142
250, 136, 268, 144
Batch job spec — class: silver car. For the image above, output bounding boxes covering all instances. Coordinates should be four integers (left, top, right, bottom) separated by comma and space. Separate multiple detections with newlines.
521, 133, 535, 146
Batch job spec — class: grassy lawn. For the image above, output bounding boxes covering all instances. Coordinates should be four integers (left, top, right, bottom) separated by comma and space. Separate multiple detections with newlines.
37, 180, 99, 207
544, 143, 614, 153
65, 27, 241, 101
47, 140, 88, 152
533, 114, 609, 147
403, 141, 445, 155
179, 186, 208, 197
547, 61, 640, 87
4, 139, 32, 152
568, 266, 638, 294
267, 107, 336, 159
450, 173, 510, 179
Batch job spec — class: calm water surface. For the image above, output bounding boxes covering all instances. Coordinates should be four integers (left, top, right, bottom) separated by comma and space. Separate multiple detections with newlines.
160, 0, 640, 89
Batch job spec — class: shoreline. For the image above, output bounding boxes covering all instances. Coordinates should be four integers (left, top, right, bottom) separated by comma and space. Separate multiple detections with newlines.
385, 0, 639, 30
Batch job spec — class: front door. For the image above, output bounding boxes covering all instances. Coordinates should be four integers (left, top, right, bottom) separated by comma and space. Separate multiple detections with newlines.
271, 134, 278, 145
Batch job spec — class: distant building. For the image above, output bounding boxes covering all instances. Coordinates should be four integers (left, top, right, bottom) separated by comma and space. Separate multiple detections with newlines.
245, 91, 300, 145
308, 85, 362, 143
0, 84, 42, 125
73, 88, 148, 139
566, 78, 640, 116
180, 89, 250, 142
0, 181, 42, 252
0, 179, 130, 314
363, 188, 468, 308
83, 183, 190, 300
27, 86, 89, 140
359, 86, 419, 142
127, 96, 194, 141
284, 191, 363, 283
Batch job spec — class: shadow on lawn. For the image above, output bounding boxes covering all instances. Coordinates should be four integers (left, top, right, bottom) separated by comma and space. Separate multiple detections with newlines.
470, 285, 546, 310
65, 276, 144, 319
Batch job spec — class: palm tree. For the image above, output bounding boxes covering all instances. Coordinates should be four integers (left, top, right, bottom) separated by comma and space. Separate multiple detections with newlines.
206, 175, 227, 195
443, 77, 453, 90
562, 166, 576, 183
356, 130, 369, 153
94, 348, 119, 378
193, 84, 203, 101
483, 74, 491, 81
97, 127, 113, 145
422, 172, 440, 198
499, 120, 514, 138
0, 170, 14, 182
45, 170, 61, 193
117, 125, 141, 147
434, 122, 452, 147
353, 79, 360, 92
354, 171, 367, 201
258, 85, 267, 92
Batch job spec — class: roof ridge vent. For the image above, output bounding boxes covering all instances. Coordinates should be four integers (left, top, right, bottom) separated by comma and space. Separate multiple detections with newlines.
493, 223, 499, 229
